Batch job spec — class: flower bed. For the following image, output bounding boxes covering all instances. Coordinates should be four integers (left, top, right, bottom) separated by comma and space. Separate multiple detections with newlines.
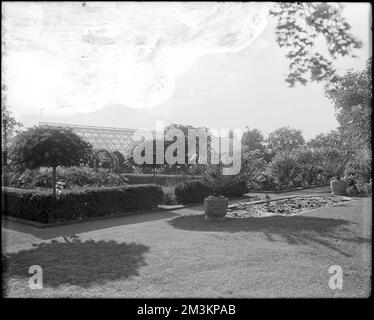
227, 196, 351, 218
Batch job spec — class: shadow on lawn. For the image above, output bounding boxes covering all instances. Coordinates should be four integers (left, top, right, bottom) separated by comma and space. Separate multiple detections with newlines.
3, 235, 149, 289
168, 215, 368, 257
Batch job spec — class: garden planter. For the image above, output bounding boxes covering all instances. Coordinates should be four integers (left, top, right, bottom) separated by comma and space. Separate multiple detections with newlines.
204, 195, 228, 221
330, 179, 348, 196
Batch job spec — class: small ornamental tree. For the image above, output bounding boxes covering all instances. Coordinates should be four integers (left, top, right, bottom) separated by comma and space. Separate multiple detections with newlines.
9, 126, 92, 197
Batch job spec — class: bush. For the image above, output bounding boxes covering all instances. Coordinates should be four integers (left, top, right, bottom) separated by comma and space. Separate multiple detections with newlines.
2, 184, 163, 224
123, 174, 201, 186
344, 151, 372, 185
161, 185, 177, 205
221, 180, 249, 198
292, 147, 324, 186
6, 166, 129, 189
175, 180, 248, 204
240, 150, 269, 191
265, 152, 301, 190
175, 181, 211, 204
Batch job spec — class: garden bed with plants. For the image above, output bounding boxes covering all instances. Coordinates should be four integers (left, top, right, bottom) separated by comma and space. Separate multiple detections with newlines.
227, 195, 352, 218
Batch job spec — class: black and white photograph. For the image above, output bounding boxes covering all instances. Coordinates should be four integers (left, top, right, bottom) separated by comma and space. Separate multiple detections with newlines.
1, 1, 372, 307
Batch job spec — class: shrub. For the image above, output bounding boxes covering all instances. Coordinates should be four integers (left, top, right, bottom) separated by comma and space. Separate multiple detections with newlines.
265, 152, 301, 190
344, 151, 372, 185
161, 185, 177, 205
240, 150, 269, 191
319, 147, 352, 180
175, 181, 211, 204
7, 166, 129, 189
221, 180, 248, 198
2, 184, 163, 224
292, 147, 324, 186
174, 180, 248, 204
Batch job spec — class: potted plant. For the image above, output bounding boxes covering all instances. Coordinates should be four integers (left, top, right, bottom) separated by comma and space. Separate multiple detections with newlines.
201, 162, 237, 221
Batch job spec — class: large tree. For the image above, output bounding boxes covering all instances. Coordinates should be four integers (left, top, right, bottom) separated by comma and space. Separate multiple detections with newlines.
10, 126, 92, 197
241, 127, 265, 152
307, 130, 345, 150
1, 85, 22, 162
325, 58, 372, 150
271, 2, 362, 87
267, 127, 305, 155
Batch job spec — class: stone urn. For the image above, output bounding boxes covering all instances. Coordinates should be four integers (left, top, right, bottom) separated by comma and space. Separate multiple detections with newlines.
204, 195, 228, 221
330, 179, 348, 196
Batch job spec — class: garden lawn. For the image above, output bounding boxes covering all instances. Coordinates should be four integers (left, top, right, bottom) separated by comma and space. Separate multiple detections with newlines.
2, 190, 371, 298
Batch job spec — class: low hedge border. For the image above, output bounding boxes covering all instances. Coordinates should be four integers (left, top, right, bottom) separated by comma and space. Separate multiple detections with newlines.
123, 174, 202, 185
2, 184, 163, 224
259, 184, 330, 194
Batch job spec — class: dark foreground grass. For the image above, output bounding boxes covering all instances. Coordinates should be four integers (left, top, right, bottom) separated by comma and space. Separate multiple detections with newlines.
2, 197, 371, 298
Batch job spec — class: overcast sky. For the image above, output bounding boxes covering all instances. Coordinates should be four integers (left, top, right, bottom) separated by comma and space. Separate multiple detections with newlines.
2, 2, 372, 139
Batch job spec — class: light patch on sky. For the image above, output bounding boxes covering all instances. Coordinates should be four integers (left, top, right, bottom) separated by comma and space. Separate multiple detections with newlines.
2, 2, 270, 114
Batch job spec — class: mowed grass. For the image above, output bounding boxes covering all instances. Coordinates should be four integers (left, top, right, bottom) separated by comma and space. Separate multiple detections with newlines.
2, 197, 371, 298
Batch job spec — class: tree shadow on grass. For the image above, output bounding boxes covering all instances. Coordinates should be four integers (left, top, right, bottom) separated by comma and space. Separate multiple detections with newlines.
3, 235, 149, 289
168, 215, 368, 257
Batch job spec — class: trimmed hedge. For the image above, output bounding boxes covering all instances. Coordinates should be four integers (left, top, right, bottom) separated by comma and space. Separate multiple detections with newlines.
175, 180, 248, 204
2, 184, 163, 224
123, 174, 202, 186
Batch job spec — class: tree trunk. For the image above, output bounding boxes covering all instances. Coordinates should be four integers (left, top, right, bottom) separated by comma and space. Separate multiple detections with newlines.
153, 167, 156, 184
52, 166, 57, 199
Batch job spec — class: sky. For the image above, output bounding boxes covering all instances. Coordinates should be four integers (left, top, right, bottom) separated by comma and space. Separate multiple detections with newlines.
2, 2, 372, 139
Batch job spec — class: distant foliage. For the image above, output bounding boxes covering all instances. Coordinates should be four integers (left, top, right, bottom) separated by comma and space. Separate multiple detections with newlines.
1, 84, 23, 150
307, 130, 344, 149
241, 128, 265, 152
267, 127, 305, 155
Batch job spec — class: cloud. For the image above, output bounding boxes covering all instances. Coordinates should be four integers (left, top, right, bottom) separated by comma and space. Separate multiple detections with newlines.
3, 2, 270, 114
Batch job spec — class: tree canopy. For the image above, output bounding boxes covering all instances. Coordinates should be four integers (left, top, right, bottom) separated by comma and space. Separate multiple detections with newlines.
241, 128, 265, 152
10, 126, 93, 170
270, 2, 362, 87
325, 58, 372, 150
267, 127, 305, 154
307, 130, 344, 150
1, 85, 22, 151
